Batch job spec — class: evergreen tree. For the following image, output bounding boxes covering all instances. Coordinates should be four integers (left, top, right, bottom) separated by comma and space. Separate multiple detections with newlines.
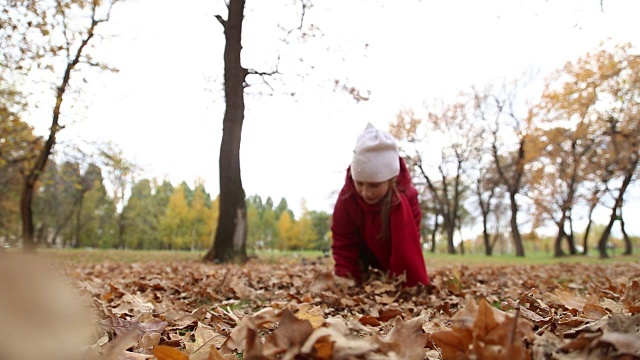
78, 165, 115, 248
275, 198, 295, 221
122, 179, 158, 249
308, 210, 331, 250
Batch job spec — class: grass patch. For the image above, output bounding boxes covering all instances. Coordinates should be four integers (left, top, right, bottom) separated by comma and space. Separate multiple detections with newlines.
15, 247, 640, 267
423, 251, 640, 267
38, 248, 207, 264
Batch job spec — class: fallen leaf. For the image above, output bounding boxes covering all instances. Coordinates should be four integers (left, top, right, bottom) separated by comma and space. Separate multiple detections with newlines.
153, 345, 189, 360
599, 332, 640, 356
185, 322, 226, 355
376, 315, 428, 360
359, 315, 381, 327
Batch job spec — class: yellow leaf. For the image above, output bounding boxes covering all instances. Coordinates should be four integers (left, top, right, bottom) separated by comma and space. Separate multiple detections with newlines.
295, 304, 325, 328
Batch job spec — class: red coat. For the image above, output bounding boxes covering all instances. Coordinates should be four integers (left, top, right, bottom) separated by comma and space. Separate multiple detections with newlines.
331, 157, 429, 287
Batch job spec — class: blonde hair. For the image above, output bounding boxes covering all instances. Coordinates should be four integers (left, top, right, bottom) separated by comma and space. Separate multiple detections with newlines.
379, 178, 400, 243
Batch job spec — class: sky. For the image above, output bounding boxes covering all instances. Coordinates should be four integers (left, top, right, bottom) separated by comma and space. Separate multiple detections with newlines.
26, 0, 640, 234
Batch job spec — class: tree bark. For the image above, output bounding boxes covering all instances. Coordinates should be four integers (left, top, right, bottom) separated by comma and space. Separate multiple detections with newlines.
619, 208, 632, 255
597, 171, 633, 258
553, 213, 568, 258
20, 175, 38, 251
204, 0, 248, 264
492, 133, 526, 257
482, 215, 492, 256
508, 191, 525, 256
581, 193, 600, 255
567, 212, 577, 255
430, 214, 438, 253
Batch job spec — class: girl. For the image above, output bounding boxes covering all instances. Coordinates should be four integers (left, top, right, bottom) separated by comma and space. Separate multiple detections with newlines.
331, 123, 429, 287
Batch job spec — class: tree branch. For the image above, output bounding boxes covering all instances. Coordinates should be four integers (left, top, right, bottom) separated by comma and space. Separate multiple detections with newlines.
215, 14, 226, 28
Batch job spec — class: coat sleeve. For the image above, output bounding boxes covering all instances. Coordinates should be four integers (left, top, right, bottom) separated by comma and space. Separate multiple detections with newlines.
407, 187, 422, 233
331, 195, 363, 283
390, 189, 429, 287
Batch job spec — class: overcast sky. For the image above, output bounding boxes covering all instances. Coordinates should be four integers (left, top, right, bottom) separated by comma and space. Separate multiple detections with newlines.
27, 0, 640, 234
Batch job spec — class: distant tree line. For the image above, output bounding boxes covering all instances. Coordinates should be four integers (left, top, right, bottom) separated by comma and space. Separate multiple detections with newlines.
0, 144, 331, 251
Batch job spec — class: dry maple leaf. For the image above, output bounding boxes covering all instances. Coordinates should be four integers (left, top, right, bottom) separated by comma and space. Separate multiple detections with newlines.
553, 289, 587, 311
184, 321, 227, 355
430, 297, 534, 360
262, 308, 315, 358
243, 328, 269, 360
374, 315, 429, 360
598, 331, 640, 357
301, 324, 377, 359
581, 303, 610, 321
222, 307, 278, 352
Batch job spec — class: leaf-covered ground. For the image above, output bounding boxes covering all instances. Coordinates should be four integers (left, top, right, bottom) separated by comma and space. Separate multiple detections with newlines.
1, 253, 639, 360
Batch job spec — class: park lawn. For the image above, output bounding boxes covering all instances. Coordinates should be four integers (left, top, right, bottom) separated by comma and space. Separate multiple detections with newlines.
37, 247, 640, 267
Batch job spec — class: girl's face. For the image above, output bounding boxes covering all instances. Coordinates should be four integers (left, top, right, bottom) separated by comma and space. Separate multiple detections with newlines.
354, 180, 391, 204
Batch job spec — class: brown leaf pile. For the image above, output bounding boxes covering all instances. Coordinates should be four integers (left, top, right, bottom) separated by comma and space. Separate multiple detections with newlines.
2, 254, 640, 360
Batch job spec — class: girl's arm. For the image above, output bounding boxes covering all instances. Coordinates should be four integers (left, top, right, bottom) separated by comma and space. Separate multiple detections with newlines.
331, 197, 363, 283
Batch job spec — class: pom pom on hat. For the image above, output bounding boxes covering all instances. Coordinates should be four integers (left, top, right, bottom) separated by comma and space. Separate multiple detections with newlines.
351, 123, 400, 182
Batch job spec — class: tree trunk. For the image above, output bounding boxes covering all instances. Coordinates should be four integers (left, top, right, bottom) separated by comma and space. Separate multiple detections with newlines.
477, 181, 494, 256
20, 176, 37, 252
582, 219, 592, 255
430, 214, 438, 253
482, 215, 492, 256
553, 213, 567, 257
581, 201, 598, 255
445, 217, 456, 254
204, 0, 248, 264
619, 208, 632, 255
509, 192, 525, 257
597, 171, 633, 258
597, 206, 616, 259
491, 133, 526, 257
567, 212, 577, 255
458, 226, 465, 255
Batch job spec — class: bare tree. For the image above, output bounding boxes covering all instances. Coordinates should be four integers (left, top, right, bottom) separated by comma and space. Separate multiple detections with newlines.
203, 0, 249, 263
474, 83, 530, 257
2, 0, 123, 251
99, 143, 137, 250
203, 0, 325, 263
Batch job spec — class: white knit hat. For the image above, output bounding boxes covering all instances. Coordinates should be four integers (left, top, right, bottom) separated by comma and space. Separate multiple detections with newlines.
351, 123, 400, 182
